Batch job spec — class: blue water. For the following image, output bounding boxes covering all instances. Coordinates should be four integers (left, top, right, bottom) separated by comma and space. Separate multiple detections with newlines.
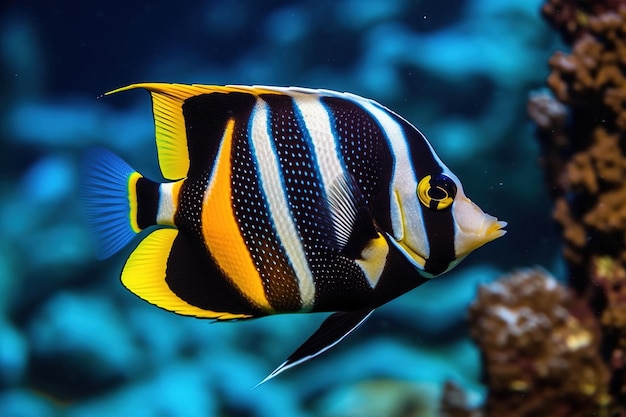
1, 1, 562, 416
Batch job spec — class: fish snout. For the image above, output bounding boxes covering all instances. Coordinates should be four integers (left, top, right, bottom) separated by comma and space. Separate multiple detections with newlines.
453, 196, 506, 258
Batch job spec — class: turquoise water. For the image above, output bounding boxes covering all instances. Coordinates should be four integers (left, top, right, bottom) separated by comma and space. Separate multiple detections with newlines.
0, 1, 562, 416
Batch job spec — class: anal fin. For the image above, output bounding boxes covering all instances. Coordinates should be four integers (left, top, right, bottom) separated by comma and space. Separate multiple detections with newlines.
255, 308, 374, 387
122, 228, 257, 321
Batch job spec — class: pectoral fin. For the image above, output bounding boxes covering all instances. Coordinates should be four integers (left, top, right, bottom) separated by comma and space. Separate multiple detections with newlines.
255, 308, 374, 387
326, 174, 378, 258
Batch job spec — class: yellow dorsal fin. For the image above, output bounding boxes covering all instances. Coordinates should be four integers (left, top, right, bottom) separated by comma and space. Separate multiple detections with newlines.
106, 83, 286, 180
121, 228, 251, 320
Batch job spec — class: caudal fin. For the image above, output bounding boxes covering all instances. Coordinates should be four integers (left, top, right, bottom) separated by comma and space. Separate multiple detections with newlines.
80, 148, 146, 259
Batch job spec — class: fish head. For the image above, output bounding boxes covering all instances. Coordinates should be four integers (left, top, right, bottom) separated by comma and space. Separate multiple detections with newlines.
387, 170, 506, 277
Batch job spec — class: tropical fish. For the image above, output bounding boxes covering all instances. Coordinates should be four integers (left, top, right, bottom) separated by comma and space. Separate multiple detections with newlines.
81, 83, 506, 384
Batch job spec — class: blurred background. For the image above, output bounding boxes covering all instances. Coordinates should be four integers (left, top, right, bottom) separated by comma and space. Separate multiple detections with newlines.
0, 1, 563, 416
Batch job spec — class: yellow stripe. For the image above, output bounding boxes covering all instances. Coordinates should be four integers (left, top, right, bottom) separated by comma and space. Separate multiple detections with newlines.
202, 119, 272, 312
171, 180, 183, 207
128, 172, 142, 233
121, 228, 251, 320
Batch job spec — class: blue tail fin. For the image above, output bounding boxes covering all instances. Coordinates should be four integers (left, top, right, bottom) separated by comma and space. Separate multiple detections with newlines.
80, 148, 141, 259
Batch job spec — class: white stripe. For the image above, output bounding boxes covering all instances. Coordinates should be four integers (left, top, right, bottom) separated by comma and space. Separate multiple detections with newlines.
354, 100, 430, 259
292, 96, 344, 193
291, 96, 350, 244
156, 182, 176, 225
249, 99, 316, 310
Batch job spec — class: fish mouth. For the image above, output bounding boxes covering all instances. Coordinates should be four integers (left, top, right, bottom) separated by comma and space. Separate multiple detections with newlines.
453, 208, 507, 260
452, 194, 507, 252
484, 219, 508, 243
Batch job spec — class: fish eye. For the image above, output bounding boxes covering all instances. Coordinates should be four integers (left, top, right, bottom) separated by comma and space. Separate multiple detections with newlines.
417, 174, 457, 210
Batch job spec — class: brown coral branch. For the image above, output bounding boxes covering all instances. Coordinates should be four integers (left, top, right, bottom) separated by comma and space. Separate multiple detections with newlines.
523, 1, 626, 414
542, 0, 626, 43
454, 2, 626, 416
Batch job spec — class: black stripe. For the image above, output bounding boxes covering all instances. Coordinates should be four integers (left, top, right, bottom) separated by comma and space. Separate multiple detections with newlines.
165, 233, 264, 318
320, 96, 393, 207
174, 172, 208, 244
182, 92, 257, 178
136, 177, 159, 229
320, 96, 395, 246
391, 115, 456, 275
394, 119, 442, 179
176, 91, 258, 255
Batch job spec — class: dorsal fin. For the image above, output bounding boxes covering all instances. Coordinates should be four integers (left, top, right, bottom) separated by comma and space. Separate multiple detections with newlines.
104, 83, 382, 182
105, 83, 286, 181
106, 84, 199, 180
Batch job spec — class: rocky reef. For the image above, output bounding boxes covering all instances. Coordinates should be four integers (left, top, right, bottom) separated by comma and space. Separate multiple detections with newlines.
450, 1, 626, 415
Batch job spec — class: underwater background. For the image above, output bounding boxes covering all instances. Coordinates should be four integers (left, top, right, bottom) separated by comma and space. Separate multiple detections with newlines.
0, 1, 573, 416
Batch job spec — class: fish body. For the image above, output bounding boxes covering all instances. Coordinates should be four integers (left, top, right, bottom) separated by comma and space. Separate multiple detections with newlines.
81, 83, 506, 382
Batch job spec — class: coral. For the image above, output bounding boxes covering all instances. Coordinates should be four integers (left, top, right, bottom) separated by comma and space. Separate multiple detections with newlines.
513, 0, 626, 414
468, 269, 610, 417
547, 126, 626, 267
541, 0, 626, 43
546, 11, 626, 130
591, 256, 626, 408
